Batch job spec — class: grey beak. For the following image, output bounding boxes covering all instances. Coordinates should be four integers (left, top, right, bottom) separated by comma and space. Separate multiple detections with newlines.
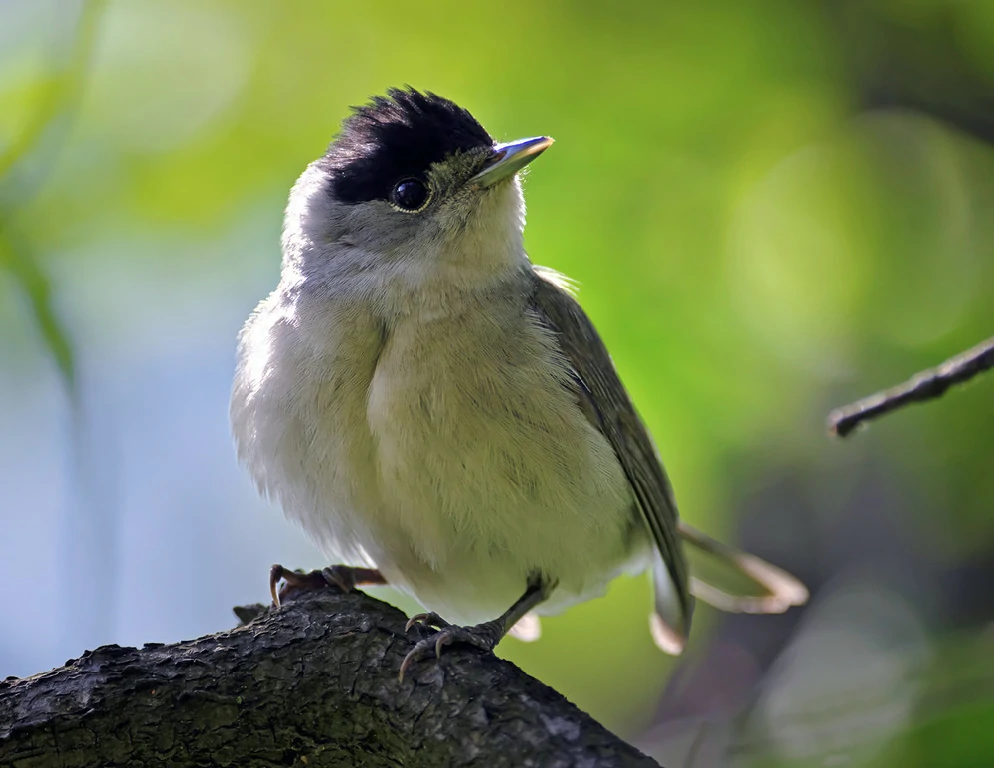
469, 136, 554, 188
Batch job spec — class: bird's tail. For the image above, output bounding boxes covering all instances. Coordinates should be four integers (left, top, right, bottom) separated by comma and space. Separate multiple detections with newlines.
649, 552, 694, 655
678, 521, 809, 614
648, 522, 808, 654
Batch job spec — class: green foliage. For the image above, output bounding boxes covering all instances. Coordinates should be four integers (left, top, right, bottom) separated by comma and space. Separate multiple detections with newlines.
0, 231, 74, 391
0, 0, 105, 394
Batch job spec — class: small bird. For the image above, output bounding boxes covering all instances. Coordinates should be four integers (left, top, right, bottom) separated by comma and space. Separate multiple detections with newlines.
231, 88, 807, 678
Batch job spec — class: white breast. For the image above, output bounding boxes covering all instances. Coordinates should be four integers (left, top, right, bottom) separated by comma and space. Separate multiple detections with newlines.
232, 281, 647, 624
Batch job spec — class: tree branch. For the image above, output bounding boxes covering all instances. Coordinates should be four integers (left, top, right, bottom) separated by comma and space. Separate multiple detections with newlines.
0, 588, 660, 767
828, 336, 994, 438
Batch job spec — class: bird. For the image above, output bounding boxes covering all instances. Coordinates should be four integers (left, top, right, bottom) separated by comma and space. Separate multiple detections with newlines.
230, 87, 807, 678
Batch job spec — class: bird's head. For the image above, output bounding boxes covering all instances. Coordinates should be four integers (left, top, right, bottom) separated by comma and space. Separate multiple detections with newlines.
282, 88, 552, 303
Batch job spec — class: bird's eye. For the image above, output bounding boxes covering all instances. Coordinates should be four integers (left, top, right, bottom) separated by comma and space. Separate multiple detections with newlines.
389, 179, 431, 213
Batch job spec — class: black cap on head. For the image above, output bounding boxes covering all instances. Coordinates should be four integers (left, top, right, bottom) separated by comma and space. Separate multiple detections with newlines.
322, 88, 494, 205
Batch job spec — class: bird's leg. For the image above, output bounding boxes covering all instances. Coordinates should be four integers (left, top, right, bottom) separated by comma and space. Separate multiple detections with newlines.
399, 574, 554, 681
269, 564, 386, 608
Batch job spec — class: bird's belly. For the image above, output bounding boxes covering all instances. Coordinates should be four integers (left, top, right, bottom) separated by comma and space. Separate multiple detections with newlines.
234, 291, 648, 621
358, 316, 647, 622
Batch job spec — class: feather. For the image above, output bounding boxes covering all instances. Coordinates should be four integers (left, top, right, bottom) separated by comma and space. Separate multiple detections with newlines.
529, 268, 693, 651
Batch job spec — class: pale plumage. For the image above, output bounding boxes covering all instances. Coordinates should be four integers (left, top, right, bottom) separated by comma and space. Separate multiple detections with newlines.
231, 89, 805, 669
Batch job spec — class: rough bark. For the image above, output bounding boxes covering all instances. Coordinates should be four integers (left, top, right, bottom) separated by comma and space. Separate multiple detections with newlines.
0, 588, 659, 767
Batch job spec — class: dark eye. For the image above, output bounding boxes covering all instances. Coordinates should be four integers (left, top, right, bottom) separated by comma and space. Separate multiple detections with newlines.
389, 178, 431, 212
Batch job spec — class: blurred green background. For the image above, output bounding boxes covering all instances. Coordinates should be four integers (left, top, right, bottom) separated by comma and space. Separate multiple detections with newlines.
3, 0, 994, 765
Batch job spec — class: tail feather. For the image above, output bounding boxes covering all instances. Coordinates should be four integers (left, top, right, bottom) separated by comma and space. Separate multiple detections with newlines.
648, 523, 808, 654
679, 522, 809, 614
649, 554, 693, 655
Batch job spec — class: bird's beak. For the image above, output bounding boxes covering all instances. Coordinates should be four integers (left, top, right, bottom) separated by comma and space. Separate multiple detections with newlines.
469, 136, 554, 188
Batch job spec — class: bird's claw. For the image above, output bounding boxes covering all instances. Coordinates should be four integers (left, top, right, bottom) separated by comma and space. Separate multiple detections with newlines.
404, 611, 451, 632
269, 564, 363, 608
269, 564, 287, 607
398, 622, 500, 682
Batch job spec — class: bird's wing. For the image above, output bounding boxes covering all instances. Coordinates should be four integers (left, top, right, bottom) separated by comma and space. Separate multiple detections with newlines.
529, 267, 809, 648
529, 267, 692, 649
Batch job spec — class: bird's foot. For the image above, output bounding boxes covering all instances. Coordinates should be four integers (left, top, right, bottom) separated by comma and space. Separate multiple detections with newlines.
404, 611, 451, 632
269, 564, 385, 607
399, 618, 503, 682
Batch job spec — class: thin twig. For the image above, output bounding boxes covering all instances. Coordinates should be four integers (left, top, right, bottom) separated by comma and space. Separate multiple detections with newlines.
828, 336, 994, 438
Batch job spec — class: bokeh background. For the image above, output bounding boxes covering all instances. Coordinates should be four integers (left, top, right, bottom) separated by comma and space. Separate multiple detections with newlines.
3, 1, 994, 764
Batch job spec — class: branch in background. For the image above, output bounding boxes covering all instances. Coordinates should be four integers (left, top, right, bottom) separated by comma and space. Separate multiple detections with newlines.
0, 589, 660, 768
828, 337, 994, 438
